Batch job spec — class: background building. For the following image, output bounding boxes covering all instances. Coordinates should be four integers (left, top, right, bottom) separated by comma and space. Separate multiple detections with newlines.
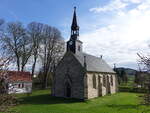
8, 71, 32, 94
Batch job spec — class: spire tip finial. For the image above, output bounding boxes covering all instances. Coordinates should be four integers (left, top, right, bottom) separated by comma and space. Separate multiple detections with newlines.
74, 6, 76, 10
71, 6, 79, 37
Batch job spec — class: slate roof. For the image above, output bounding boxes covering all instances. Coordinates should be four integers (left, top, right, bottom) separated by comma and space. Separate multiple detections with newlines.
74, 53, 115, 73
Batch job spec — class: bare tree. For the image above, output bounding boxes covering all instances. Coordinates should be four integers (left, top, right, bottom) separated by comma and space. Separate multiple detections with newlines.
0, 56, 18, 112
0, 58, 9, 94
0, 20, 65, 90
39, 25, 64, 89
1, 22, 25, 71
0, 19, 5, 51
20, 32, 33, 72
137, 48, 150, 105
137, 52, 150, 71
121, 69, 128, 83
0, 21, 20, 111
27, 22, 43, 77
0, 21, 34, 72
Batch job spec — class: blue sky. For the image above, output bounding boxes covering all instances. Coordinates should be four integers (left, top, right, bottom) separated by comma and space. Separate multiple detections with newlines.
0, 0, 96, 27
1, 0, 150, 70
0, 0, 110, 36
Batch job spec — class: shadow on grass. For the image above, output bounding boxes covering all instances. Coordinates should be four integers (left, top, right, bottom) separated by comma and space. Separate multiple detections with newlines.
107, 104, 140, 110
20, 94, 85, 105
108, 105, 150, 113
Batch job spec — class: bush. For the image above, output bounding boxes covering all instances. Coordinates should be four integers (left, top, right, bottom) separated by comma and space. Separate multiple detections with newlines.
0, 94, 19, 112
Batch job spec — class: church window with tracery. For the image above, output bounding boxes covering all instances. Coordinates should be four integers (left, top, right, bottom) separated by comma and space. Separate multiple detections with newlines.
103, 76, 106, 87
93, 74, 96, 89
111, 75, 113, 86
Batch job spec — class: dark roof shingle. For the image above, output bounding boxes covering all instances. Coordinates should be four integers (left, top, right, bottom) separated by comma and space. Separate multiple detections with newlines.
74, 53, 115, 73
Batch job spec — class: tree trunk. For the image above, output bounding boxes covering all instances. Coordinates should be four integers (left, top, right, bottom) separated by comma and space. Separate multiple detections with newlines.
31, 55, 37, 78
21, 64, 25, 72
42, 71, 48, 89
16, 57, 20, 71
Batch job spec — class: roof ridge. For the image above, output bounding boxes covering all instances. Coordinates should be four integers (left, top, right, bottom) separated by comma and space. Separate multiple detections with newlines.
74, 52, 115, 73
83, 52, 103, 60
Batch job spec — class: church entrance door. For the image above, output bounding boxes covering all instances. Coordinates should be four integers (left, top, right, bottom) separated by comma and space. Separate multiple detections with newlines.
65, 82, 71, 97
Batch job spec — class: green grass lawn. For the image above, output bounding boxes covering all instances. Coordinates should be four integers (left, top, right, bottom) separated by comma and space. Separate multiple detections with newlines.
11, 90, 150, 113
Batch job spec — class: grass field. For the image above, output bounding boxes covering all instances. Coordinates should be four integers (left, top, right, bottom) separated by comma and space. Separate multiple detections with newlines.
10, 90, 150, 113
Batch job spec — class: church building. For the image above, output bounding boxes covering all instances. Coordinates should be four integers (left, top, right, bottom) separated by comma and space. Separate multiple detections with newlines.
52, 7, 117, 99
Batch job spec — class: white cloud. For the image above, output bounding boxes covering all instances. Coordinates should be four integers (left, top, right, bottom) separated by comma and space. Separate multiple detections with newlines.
89, 0, 149, 13
90, 0, 128, 13
80, 0, 150, 69
123, 0, 144, 4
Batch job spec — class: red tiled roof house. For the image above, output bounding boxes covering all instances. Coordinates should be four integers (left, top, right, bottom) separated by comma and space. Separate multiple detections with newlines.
7, 71, 32, 94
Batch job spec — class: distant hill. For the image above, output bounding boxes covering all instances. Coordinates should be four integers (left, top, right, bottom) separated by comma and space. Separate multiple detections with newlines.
115, 67, 137, 76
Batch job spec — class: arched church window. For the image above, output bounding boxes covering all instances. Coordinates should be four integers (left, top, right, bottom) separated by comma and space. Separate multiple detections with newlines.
103, 76, 106, 87
111, 75, 113, 86
93, 74, 96, 89
107, 76, 109, 83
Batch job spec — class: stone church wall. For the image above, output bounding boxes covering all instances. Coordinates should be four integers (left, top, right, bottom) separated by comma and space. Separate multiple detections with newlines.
86, 72, 117, 99
53, 52, 85, 99
109, 74, 117, 94
86, 73, 98, 98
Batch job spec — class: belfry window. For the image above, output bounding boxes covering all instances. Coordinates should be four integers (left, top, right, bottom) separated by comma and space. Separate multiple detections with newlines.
93, 74, 96, 89
78, 45, 81, 51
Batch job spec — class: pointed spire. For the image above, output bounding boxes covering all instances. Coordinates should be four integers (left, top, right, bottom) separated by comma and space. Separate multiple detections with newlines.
71, 7, 79, 37
113, 63, 116, 71
114, 63, 116, 67
71, 7, 78, 30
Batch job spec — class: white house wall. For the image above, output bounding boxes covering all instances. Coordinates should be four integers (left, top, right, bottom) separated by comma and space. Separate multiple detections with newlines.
8, 82, 32, 94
